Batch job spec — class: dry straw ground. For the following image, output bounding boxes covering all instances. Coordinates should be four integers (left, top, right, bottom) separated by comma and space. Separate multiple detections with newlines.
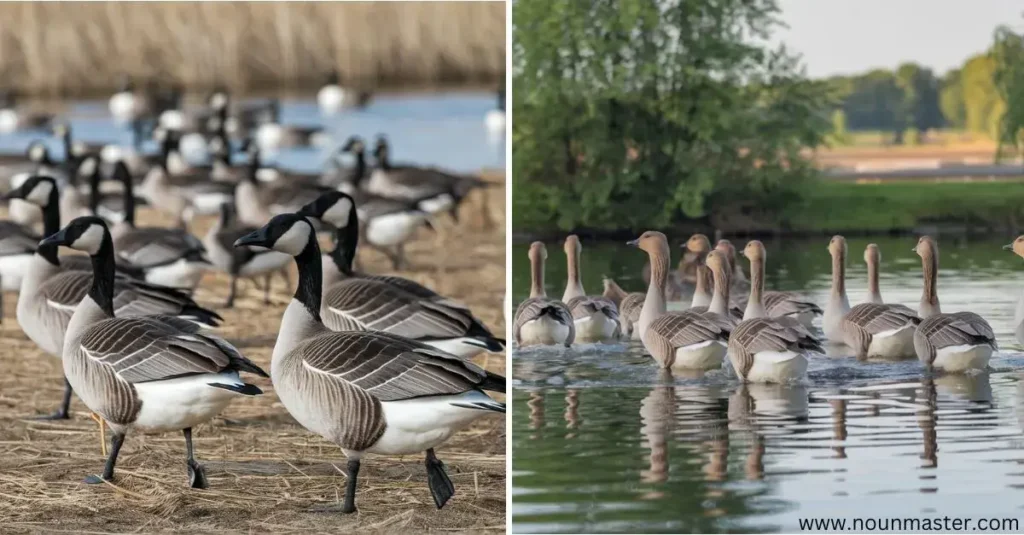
0, 173, 506, 534
0, 2, 506, 95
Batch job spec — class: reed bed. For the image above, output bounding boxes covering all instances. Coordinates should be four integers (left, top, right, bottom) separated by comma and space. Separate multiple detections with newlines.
0, 2, 506, 96
0, 172, 506, 533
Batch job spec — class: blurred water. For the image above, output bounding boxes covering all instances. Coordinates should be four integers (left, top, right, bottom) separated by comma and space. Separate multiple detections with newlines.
512, 236, 1024, 533
0, 90, 504, 174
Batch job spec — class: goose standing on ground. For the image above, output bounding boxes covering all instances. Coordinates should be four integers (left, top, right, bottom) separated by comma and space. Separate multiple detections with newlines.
253, 99, 330, 153
296, 192, 504, 358
562, 235, 620, 343
1003, 236, 1024, 345
203, 202, 291, 307
42, 216, 266, 487
865, 244, 883, 304
728, 240, 821, 382
913, 236, 995, 372
825, 235, 920, 359
6, 176, 222, 420
602, 276, 644, 339
233, 213, 505, 513
629, 231, 732, 371
514, 242, 574, 347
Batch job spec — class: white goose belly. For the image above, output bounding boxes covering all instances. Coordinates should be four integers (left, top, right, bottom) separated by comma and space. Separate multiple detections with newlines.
867, 324, 916, 359
574, 311, 617, 343
130, 372, 244, 432
744, 350, 808, 383
363, 212, 425, 247
142, 259, 208, 290
932, 344, 992, 372
671, 340, 727, 370
368, 392, 496, 455
0, 253, 33, 290
519, 316, 570, 346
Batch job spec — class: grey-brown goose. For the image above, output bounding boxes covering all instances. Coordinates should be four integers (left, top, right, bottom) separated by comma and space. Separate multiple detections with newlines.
296, 192, 504, 358
727, 240, 821, 382
629, 231, 732, 371
824, 236, 920, 359
602, 276, 644, 339
719, 239, 820, 326
687, 250, 744, 321
683, 234, 714, 307
865, 244, 883, 304
203, 202, 291, 307
1003, 236, 1024, 345
8, 177, 221, 420
43, 216, 265, 487
514, 242, 574, 347
234, 213, 505, 513
562, 235, 620, 342
912, 236, 995, 371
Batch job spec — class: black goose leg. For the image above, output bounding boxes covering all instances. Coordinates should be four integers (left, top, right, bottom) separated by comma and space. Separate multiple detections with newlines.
224, 274, 238, 308
341, 458, 360, 513
32, 377, 72, 420
84, 431, 125, 484
184, 427, 208, 489
425, 448, 455, 509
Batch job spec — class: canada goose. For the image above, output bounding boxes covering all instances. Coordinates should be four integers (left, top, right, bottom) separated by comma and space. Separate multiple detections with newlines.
484, 88, 505, 138
234, 213, 505, 513
912, 236, 995, 371
826, 235, 920, 359
562, 235, 620, 342
370, 135, 492, 220
726, 240, 821, 327
234, 148, 331, 227
107, 162, 210, 290
50, 123, 106, 166
317, 70, 372, 114
1003, 236, 1024, 345
514, 242, 574, 347
0, 92, 53, 133
41, 216, 265, 487
7, 175, 222, 420
628, 231, 732, 371
602, 277, 645, 339
728, 240, 820, 382
138, 144, 234, 225
296, 193, 504, 358
865, 244, 883, 304
108, 76, 150, 125
253, 99, 329, 152
6, 141, 64, 228
203, 201, 291, 307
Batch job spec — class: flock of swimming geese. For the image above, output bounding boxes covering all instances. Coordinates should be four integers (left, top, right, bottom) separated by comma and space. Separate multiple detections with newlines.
0, 78, 507, 514
514, 230, 1011, 382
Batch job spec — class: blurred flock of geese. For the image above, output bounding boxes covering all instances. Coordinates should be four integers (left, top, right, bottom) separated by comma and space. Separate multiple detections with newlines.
514, 230, 1015, 382
0, 75, 506, 514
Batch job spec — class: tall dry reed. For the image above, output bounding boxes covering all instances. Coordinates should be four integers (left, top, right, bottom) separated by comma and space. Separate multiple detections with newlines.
0, 1, 505, 96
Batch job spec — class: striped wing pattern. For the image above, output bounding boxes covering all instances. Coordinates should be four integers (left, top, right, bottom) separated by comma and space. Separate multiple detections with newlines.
763, 291, 823, 317
619, 293, 644, 324
644, 311, 732, 367
566, 296, 620, 322
914, 312, 996, 364
40, 271, 215, 320
728, 318, 823, 378
842, 303, 920, 357
323, 278, 473, 340
512, 297, 575, 344
115, 227, 205, 268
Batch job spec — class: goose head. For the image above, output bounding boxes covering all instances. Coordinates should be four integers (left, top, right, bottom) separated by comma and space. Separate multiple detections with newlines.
3, 174, 57, 207
116, 75, 135, 93
40, 215, 109, 256
297, 191, 356, 230
913, 236, 938, 262
373, 135, 390, 164
864, 243, 880, 265
26, 141, 52, 166
325, 70, 341, 86
528, 241, 547, 263
627, 230, 669, 257
564, 234, 581, 257
234, 213, 315, 257
340, 136, 366, 157
683, 233, 711, 255
1004, 236, 1024, 258
741, 240, 766, 261
828, 235, 847, 259
705, 249, 729, 276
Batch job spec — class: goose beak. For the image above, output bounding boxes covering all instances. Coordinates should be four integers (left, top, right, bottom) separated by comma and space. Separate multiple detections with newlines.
1004, 244, 1014, 251
626, 238, 639, 247
39, 228, 70, 249
2, 185, 25, 201
233, 228, 271, 250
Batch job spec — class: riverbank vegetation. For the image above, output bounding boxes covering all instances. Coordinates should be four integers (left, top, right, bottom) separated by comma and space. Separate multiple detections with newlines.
0, 2, 504, 95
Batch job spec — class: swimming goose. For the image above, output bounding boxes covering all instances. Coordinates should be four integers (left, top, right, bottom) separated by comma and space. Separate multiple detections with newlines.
683, 234, 714, 307
728, 240, 820, 382
865, 244, 883, 304
317, 70, 372, 115
514, 242, 574, 347
602, 277, 645, 339
686, 249, 744, 321
42, 216, 265, 487
728, 240, 821, 327
1003, 236, 1024, 345
107, 162, 210, 290
297, 193, 504, 358
203, 202, 291, 307
826, 236, 920, 359
233, 213, 505, 513
8, 175, 222, 419
912, 236, 995, 372
629, 231, 732, 371
562, 235, 620, 342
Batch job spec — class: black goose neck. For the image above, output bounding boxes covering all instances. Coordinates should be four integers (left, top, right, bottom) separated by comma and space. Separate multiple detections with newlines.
122, 168, 136, 227
88, 234, 117, 317
328, 209, 359, 276
37, 185, 62, 266
88, 167, 101, 215
294, 233, 323, 322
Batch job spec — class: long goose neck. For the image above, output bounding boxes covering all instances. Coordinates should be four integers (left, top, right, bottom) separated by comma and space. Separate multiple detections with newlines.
745, 257, 767, 319
830, 249, 846, 300
88, 236, 117, 318
275, 235, 329, 362
692, 262, 712, 307
529, 254, 546, 299
920, 253, 940, 317
353, 149, 367, 186
563, 247, 584, 301
122, 169, 136, 227
867, 256, 881, 304
639, 248, 669, 337
36, 188, 62, 266
708, 263, 731, 316
328, 209, 359, 277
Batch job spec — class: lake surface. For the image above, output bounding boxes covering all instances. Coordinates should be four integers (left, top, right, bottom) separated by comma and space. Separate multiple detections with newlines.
0, 90, 504, 174
511, 236, 1024, 533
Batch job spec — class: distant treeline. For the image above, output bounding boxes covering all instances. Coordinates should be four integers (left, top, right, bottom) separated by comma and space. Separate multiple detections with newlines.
0, 2, 505, 96
825, 55, 1002, 142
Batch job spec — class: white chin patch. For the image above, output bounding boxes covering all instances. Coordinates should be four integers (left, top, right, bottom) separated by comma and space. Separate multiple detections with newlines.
275, 222, 312, 256
71, 224, 107, 255
322, 198, 353, 228
25, 180, 54, 206
28, 144, 46, 162
78, 156, 98, 177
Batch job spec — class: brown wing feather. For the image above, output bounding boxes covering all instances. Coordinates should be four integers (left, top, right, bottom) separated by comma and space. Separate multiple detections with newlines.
513, 297, 575, 344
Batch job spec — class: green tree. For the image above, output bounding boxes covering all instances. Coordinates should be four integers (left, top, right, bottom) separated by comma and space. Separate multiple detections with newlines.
895, 63, 943, 133
993, 25, 1024, 160
939, 69, 966, 129
960, 54, 1004, 138
512, 0, 831, 232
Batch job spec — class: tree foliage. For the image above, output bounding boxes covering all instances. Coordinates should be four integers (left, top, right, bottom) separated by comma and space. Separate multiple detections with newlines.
993, 25, 1024, 160
512, 0, 831, 232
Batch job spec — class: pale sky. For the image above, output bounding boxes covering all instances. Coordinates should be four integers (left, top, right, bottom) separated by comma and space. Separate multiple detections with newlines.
772, 0, 1024, 78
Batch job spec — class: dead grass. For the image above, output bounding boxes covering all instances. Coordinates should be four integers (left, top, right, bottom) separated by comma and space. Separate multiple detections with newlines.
0, 172, 506, 534
0, 2, 506, 96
